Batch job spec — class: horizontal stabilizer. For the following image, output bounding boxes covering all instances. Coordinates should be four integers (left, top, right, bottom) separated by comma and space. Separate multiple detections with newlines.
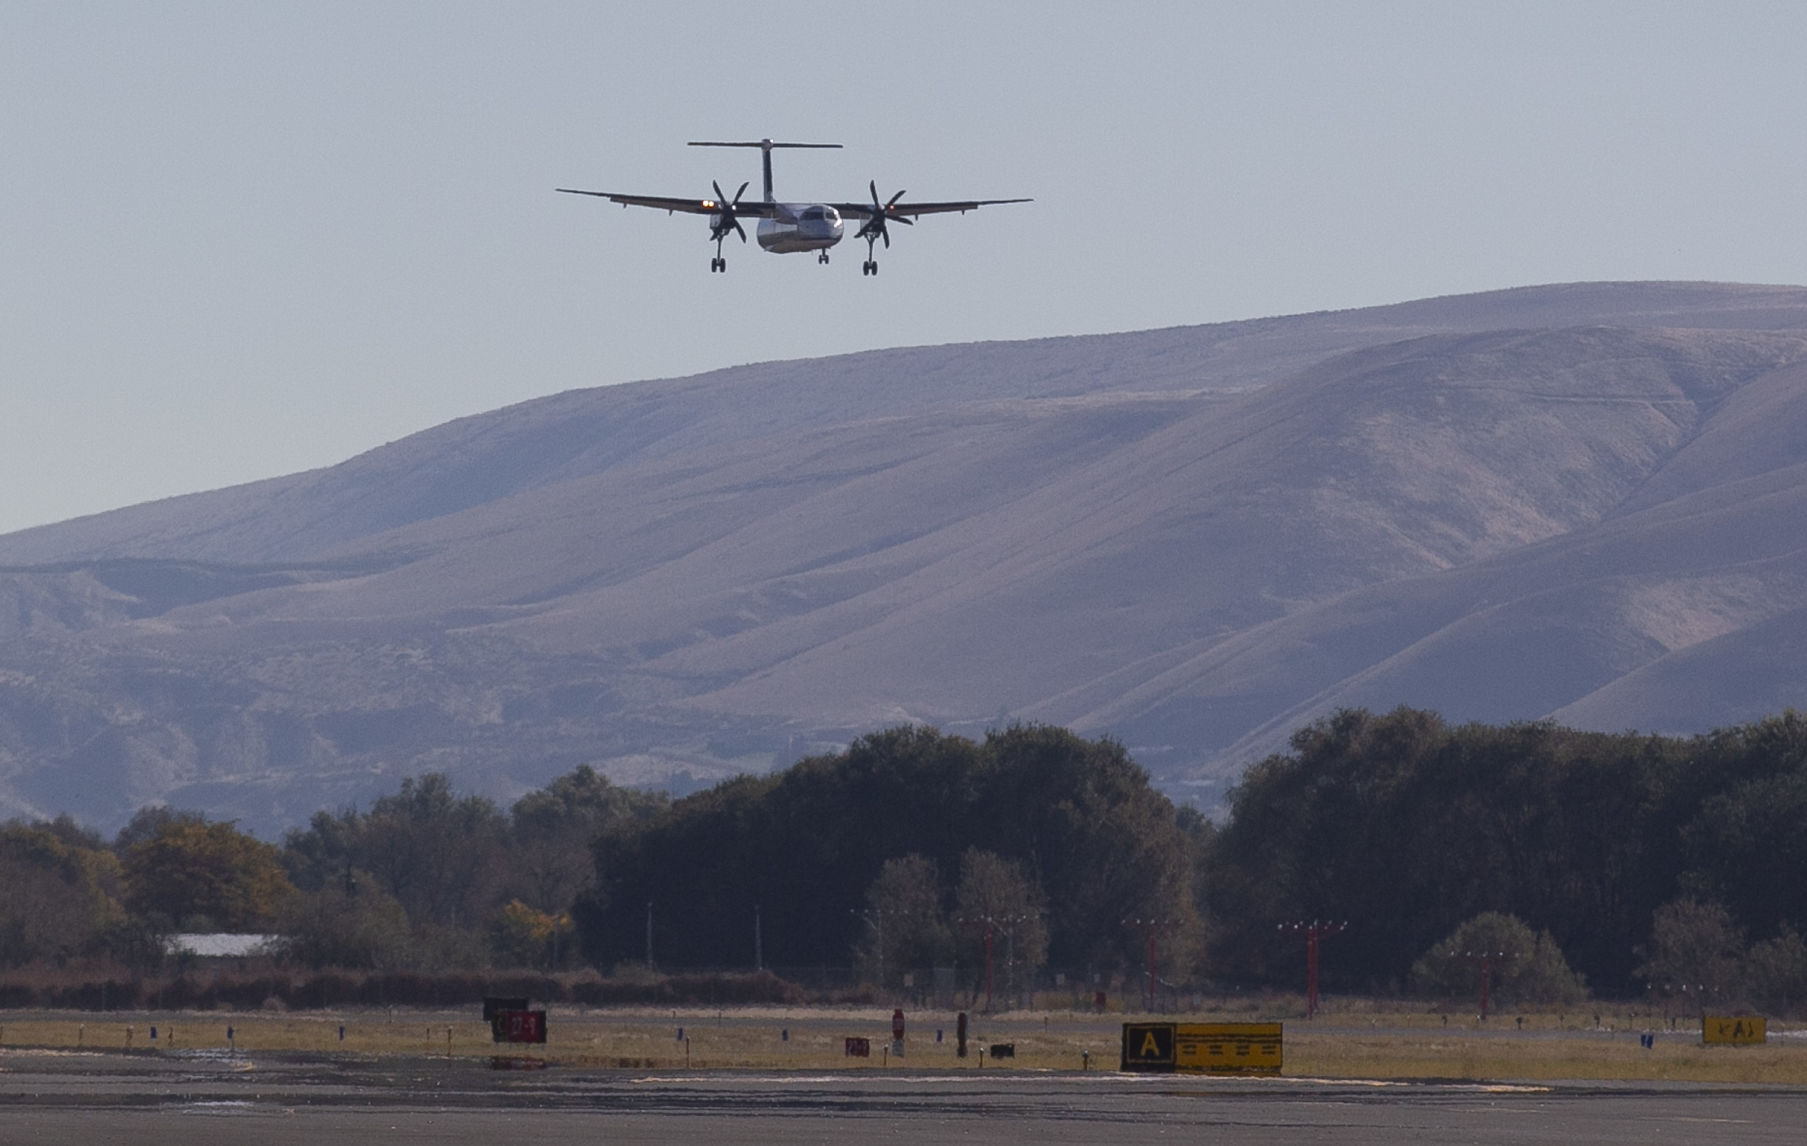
688, 140, 842, 149
688, 139, 841, 203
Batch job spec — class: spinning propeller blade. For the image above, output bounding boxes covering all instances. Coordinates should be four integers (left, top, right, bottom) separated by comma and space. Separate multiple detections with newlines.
709, 180, 750, 242
858, 180, 914, 249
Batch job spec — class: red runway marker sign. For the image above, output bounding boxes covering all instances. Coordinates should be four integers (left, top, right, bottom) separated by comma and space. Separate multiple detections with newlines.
491, 1009, 547, 1044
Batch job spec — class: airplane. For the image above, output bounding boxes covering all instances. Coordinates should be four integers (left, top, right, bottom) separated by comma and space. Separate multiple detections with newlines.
557, 139, 1030, 275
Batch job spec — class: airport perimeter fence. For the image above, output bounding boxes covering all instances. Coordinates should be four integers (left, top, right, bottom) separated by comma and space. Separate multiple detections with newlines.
732, 966, 1217, 1014
0, 968, 802, 1012
0, 962, 1227, 1014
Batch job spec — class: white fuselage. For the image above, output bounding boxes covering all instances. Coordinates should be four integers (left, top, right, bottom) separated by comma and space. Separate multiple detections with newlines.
756, 203, 844, 253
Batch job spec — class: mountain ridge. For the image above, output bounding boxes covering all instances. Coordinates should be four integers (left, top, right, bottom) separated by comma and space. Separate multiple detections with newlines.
6, 281, 1807, 833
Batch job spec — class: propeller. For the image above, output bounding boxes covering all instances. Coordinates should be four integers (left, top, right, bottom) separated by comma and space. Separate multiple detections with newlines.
855, 180, 914, 250
708, 180, 751, 244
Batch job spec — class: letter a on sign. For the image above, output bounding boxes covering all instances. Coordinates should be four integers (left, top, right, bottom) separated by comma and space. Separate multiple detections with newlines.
1121, 1022, 1177, 1071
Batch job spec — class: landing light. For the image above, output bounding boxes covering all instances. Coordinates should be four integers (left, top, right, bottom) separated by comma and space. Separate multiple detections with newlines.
702, 200, 717, 209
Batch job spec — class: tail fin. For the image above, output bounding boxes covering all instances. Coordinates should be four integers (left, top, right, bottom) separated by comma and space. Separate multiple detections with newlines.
689, 139, 841, 202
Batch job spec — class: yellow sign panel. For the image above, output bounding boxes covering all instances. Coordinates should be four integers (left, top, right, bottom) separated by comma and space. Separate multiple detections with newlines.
1702, 1015, 1766, 1045
1121, 1022, 1284, 1074
1174, 1022, 1283, 1074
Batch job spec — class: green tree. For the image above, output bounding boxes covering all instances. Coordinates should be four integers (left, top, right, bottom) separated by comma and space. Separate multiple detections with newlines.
124, 820, 293, 932
278, 882, 414, 970
1208, 707, 1692, 993
0, 821, 124, 966
1677, 713, 1807, 942
114, 805, 208, 852
576, 727, 984, 971
1744, 926, 1807, 1016
358, 773, 508, 927
976, 725, 1204, 975
953, 848, 1048, 1005
491, 899, 577, 970
279, 807, 362, 895
509, 765, 667, 913
855, 854, 953, 987
572, 724, 1200, 980
1635, 898, 1747, 1004
284, 774, 509, 931
282, 768, 664, 968
1409, 911, 1586, 1005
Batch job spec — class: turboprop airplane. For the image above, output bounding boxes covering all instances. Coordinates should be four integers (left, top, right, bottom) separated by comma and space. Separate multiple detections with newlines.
557, 139, 1030, 275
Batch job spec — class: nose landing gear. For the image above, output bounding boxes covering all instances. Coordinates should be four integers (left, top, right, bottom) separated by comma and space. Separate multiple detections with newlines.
818, 251, 831, 265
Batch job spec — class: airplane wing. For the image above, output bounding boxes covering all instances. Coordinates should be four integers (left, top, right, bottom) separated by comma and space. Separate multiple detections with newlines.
831, 197, 1031, 219
555, 189, 780, 218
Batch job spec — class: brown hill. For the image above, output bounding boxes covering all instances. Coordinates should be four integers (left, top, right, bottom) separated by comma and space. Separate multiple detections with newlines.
4, 282, 1807, 832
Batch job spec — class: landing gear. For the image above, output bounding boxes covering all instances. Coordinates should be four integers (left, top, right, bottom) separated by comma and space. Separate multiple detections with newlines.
855, 181, 910, 281
706, 178, 750, 274
818, 251, 831, 265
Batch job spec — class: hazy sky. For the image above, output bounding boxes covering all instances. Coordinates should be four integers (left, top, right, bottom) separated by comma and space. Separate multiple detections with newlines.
4, 2, 1805, 535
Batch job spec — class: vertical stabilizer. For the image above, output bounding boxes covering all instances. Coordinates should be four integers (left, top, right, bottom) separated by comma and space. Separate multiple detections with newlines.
689, 139, 842, 203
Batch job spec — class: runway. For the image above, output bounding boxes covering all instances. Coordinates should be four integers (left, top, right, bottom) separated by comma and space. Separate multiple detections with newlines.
3, 1048, 1805, 1144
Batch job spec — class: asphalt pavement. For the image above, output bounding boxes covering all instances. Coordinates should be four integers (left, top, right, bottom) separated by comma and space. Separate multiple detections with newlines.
3, 1047, 1805, 1144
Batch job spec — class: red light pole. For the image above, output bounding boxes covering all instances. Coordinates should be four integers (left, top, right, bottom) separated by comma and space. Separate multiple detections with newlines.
1123, 918, 1178, 1013
957, 916, 1001, 1012
1278, 920, 1347, 1019
1451, 950, 1515, 1020
851, 908, 887, 989
980, 924, 995, 1011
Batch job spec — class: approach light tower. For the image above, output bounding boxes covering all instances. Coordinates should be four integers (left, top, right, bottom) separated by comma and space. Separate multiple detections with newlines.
1451, 950, 1516, 1020
852, 908, 886, 989
1278, 920, 1347, 1020
1123, 918, 1179, 1013
958, 914, 1029, 1012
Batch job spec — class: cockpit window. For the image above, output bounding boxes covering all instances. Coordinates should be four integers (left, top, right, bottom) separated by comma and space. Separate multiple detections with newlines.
802, 207, 825, 220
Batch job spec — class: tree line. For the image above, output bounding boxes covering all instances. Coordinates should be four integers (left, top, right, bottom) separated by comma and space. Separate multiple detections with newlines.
5, 709, 1807, 1011
1208, 706, 1807, 1009
572, 724, 1203, 989
0, 766, 664, 973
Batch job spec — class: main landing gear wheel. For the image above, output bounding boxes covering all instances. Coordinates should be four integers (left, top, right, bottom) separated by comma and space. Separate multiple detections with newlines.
707, 179, 749, 275
855, 180, 912, 281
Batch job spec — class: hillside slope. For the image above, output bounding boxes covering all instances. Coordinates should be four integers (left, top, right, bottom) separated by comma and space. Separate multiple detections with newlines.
4, 282, 1807, 832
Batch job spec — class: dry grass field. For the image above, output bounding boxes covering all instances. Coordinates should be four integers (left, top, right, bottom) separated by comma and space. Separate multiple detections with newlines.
2, 1005, 1801, 1084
